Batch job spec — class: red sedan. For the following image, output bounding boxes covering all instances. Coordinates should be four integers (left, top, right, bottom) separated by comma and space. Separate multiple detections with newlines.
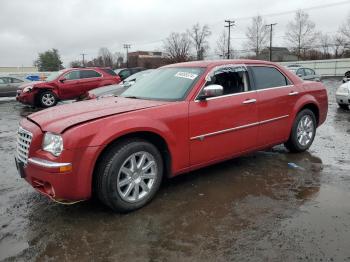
15, 60, 328, 212
16, 67, 121, 107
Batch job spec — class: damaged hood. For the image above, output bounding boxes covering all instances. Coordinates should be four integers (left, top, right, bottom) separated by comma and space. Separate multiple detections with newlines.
27, 97, 169, 133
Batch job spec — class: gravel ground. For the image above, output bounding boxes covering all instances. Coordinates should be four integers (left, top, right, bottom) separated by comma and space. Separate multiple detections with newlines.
0, 79, 349, 262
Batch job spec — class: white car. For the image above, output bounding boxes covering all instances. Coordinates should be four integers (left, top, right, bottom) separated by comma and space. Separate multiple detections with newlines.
336, 81, 350, 109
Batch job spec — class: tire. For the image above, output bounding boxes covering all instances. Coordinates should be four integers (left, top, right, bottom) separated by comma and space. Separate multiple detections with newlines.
285, 109, 316, 153
338, 103, 349, 110
94, 139, 163, 212
345, 71, 350, 78
38, 91, 57, 108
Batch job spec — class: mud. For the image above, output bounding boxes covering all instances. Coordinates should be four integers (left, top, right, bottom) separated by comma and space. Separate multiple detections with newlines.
0, 80, 349, 261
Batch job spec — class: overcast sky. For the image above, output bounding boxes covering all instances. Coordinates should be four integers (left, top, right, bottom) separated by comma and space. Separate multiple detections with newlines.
0, 0, 349, 67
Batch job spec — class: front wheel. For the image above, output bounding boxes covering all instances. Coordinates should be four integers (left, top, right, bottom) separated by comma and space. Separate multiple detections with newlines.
338, 103, 349, 110
95, 139, 163, 212
38, 91, 57, 108
285, 109, 316, 153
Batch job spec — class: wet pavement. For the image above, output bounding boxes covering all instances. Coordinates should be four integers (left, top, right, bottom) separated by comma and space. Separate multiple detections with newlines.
0, 80, 350, 261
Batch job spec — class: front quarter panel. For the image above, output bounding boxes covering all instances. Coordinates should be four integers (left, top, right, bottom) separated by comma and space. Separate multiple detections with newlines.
62, 102, 190, 174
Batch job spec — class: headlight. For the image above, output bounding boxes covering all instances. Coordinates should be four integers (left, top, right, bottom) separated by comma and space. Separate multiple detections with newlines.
42, 132, 63, 156
23, 86, 33, 93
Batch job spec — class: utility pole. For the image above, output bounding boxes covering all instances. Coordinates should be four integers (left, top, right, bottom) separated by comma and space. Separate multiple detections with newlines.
265, 23, 277, 61
224, 20, 235, 59
123, 44, 131, 68
80, 53, 87, 67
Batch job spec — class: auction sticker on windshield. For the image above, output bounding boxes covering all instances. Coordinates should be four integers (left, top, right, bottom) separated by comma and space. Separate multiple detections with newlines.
175, 72, 198, 80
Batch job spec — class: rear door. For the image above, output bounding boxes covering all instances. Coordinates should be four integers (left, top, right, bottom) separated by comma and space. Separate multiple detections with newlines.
249, 65, 297, 147
189, 65, 258, 166
0, 77, 10, 96
79, 70, 103, 92
303, 68, 316, 81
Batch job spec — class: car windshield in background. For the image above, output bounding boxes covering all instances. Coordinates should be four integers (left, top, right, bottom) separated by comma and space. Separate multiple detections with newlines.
45, 71, 63, 81
120, 67, 204, 101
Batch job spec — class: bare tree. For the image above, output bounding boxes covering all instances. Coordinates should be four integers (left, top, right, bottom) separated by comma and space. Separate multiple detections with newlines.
113, 52, 124, 68
215, 30, 233, 58
285, 10, 317, 59
98, 47, 114, 67
70, 60, 82, 68
163, 32, 192, 63
245, 15, 269, 57
319, 33, 332, 58
188, 23, 211, 60
333, 34, 347, 58
340, 14, 350, 40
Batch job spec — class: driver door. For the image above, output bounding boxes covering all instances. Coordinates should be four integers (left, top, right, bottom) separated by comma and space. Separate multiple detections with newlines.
188, 66, 258, 166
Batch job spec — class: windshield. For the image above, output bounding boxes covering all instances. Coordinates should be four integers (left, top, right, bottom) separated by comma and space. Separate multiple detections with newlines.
120, 67, 205, 101
45, 70, 64, 81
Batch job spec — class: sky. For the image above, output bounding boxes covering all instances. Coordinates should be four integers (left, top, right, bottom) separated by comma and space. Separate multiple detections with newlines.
0, 0, 349, 67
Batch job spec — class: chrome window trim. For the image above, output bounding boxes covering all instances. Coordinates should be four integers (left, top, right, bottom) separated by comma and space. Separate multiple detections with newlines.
28, 157, 71, 168
62, 69, 103, 82
190, 115, 289, 141
193, 64, 294, 102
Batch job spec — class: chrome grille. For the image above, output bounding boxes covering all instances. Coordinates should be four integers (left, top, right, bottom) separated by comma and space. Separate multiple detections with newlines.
16, 126, 33, 164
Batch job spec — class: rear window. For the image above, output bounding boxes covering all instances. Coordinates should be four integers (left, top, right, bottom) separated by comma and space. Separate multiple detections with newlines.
101, 68, 117, 76
251, 66, 290, 90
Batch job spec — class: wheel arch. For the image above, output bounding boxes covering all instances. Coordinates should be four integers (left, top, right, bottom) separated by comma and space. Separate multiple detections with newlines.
91, 130, 172, 194
35, 87, 59, 104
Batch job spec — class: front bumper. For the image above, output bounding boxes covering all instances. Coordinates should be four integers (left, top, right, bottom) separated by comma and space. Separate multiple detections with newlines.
336, 93, 350, 105
16, 119, 100, 202
16, 90, 36, 105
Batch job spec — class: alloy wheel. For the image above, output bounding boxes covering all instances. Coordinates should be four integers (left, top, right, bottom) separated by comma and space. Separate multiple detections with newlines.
117, 151, 157, 203
297, 115, 314, 146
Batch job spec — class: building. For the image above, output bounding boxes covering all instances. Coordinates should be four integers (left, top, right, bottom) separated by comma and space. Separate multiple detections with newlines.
0, 66, 38, 73
127, 51, 167, 68
256, 47, 298, 62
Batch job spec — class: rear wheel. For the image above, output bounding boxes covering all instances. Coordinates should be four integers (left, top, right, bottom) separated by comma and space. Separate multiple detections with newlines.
95, 139, 163, 212
38, 91, 57, 108
285, 109, 316, 153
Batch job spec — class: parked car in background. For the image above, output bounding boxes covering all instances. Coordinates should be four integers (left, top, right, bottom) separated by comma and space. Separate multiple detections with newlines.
16, 60, 328, 212
87, 69, 154, 99
16, 67, 121, 107
0, 76, 29, 97
114, 67, 146, 80
336, 81, 350, 109
287, 66, 321, 81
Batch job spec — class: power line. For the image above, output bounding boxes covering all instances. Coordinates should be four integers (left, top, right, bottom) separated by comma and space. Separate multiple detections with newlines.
225, 20, 235, 59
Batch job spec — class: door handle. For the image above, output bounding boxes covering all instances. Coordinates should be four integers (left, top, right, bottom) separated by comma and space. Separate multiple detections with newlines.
289, 91, 299, 96
242, 98, 256, 104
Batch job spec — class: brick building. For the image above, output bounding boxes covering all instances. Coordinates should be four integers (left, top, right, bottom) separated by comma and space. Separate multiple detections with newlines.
127, 51, 168, 69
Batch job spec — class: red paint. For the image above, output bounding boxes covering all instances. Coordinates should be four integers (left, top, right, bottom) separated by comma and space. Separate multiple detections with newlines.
18, 60, 328, 201
16, 67, 121, 106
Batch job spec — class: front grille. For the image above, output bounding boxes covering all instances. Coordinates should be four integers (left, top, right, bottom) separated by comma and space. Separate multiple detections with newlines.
16, 126, 33, 164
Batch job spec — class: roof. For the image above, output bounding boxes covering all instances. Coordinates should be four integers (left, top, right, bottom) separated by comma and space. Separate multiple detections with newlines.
163, 59, 280, 68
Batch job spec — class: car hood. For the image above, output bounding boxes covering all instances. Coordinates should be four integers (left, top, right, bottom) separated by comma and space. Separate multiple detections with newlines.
27, 97, 170, 133
19, 81, 43, 89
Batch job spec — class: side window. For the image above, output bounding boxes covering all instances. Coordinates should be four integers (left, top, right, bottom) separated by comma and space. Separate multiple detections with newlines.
80, 70, 101, 79
296, 68, 305, 76
119, 70, 131, 79
0, 78, 6, 84
304, 68, 315, 75
204, 66, 250, 96
251, 66, 289, 90
11, 78, 23, 83
64, 70, 80, 80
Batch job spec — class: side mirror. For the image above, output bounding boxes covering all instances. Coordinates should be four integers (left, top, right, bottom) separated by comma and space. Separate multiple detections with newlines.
297, 74, 303, 77
198, 84, 224, 100
59, 78, 67, 83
